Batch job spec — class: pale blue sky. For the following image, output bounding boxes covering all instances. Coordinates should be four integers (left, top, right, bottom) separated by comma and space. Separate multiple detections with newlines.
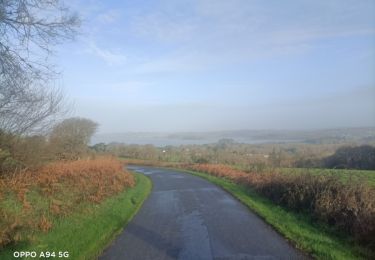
57, 0, 375, 133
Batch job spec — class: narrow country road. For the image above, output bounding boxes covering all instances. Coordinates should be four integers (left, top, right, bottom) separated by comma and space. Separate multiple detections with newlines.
100, 166, 306, 260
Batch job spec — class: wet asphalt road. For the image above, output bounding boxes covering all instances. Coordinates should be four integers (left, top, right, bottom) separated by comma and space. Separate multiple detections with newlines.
99, 166, 305, 260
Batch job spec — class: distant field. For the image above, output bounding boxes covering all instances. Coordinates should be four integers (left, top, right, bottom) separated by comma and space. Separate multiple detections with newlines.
279, 167, 375, 186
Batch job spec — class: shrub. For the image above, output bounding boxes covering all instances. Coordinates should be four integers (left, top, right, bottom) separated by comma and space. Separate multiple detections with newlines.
323, 145, 375, 170
0, 132, 49, 175
0, 157, 134, 248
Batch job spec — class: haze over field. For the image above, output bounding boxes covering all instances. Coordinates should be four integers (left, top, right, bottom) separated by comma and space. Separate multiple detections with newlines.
91, 127, 375, 146
59, 0, 375, 133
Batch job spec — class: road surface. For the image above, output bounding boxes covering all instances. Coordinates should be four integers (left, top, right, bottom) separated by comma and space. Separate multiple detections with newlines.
100, 166, 306, 260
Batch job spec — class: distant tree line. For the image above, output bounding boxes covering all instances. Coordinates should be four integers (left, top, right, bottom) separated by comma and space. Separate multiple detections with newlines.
295, 145, 375, 170
96, 141, 375, 171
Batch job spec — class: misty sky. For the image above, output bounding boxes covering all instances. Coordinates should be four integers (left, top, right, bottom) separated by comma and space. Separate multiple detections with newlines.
57, 0, 375, 133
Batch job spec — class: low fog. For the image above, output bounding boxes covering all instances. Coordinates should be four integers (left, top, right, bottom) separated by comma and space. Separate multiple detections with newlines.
77, 86, 375, 133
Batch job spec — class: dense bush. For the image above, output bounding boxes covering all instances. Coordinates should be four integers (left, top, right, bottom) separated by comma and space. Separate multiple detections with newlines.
0, 132, 28, 174
0, 117, 99, 176
323, 145, 375, 170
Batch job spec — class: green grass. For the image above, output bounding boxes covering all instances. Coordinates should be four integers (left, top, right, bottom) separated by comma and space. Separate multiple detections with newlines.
182, 169, 372, 260
279, 167, 375, 186
0, 173, 151, 260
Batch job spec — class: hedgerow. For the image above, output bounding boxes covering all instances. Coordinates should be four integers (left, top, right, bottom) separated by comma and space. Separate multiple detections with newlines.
185, 164, 375, 250
0, 157, 134, 248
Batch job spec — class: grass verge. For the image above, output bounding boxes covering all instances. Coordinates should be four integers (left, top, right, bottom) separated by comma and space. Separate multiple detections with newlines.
0, 173, 151, 260
183, 169, 372, 260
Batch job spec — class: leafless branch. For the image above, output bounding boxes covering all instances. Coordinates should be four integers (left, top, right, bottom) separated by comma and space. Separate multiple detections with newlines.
0, 0, 80, 134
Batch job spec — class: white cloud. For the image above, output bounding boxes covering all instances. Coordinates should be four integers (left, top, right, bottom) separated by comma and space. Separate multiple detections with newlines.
85, 41, 127, 66
123, 0, 375, 74
70, 0, 375, 74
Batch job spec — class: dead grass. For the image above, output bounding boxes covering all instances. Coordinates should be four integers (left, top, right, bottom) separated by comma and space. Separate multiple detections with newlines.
0, 157, 134, 249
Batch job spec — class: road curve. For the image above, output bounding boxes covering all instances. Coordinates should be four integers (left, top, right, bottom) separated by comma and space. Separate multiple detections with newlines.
100, 166, 306, 260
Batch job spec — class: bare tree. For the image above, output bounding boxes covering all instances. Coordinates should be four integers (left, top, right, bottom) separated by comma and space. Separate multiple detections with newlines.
0, 0, 80, 134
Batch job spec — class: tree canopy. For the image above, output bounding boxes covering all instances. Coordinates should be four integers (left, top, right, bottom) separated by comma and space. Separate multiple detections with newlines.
49, 117, 98, 160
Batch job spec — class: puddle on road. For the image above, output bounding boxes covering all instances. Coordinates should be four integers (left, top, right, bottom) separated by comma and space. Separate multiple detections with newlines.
127, 166, 160, 175
167, 174, 186, 179
127, 167, 189, 177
